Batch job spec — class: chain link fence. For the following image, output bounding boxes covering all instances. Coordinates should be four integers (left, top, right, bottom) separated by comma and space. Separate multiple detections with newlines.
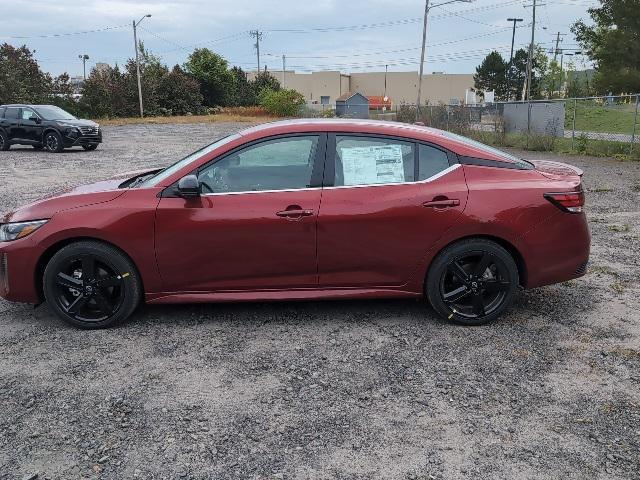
299, 94, 640, 156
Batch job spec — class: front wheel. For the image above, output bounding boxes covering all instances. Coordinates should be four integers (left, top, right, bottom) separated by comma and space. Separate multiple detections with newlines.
426, 239, 519, 326
43, 241, 142, 329
82, 144, 98, 151
44, 131, 64, 153
0, 130, 9, 151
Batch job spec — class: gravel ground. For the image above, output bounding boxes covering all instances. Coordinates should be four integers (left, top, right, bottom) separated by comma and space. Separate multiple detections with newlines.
1, 122, 639, 480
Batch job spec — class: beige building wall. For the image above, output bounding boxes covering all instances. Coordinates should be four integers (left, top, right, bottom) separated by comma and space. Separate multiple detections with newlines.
249, 70, 475, 106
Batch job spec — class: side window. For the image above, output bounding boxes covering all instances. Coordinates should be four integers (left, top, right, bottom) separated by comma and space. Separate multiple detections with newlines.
0, 107, 5, 118
198, 136, 319, 194
21, 108, 36, 121
418, 144, 451, 180
334, 136, 414, 187
4, 108, 20, 120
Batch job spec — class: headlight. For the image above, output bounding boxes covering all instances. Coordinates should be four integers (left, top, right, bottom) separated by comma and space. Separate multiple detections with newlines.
0, 220, 48, 242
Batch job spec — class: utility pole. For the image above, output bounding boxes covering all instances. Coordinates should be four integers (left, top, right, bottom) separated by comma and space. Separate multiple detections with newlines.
384, 64, 388, 98
133, 14, 152, 118
282, 54, 286, 88
523, 0, 542, 101
507, 18, 523, 64
78, 54, 90, 80
553, 32, 566, 62
416, 0, 472, 113
250, 30, 263, 73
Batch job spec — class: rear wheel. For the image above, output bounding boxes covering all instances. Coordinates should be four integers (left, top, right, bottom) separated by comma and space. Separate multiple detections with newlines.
82, 144, 98, 151
0, 130, 9, 151
426, 239, 519, 326
43, 241, 142, 329
44, 131, 64, 153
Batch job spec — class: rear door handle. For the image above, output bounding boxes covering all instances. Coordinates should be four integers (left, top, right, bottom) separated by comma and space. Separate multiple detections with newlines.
423, 198, 460, 208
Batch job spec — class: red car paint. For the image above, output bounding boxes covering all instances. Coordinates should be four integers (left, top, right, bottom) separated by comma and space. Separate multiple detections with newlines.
0, 119, 590, 307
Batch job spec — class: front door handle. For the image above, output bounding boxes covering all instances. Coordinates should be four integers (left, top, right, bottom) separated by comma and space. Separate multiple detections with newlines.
423, 198, 460, 208
276, 205, 315, 220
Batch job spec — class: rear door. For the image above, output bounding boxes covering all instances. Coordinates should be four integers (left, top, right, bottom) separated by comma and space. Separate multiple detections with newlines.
154, 134, 326, 292
317, 134, 468, 288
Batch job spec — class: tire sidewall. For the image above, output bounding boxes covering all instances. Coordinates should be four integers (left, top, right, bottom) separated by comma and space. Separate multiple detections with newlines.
426, 239, 519, 326
0, 130, 9, 151
43, 242, 141, 329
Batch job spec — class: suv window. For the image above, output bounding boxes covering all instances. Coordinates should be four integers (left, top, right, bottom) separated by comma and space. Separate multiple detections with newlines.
4, 108, 20, 120
21, 108, 37, 121
0, 107, 5, 118
418, 144, 451, 180
198, 136, 319, 194
334, 136, 414, 186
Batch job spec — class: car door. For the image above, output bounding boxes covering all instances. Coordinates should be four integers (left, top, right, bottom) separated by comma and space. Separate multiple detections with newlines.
155, 134, 326, 292
317, 134, 468, 288
20, 107, 43, 142
3, 107, 23, 140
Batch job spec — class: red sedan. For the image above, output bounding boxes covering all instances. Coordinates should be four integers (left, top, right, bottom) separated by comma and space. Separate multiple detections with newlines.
0, 119, 590, 329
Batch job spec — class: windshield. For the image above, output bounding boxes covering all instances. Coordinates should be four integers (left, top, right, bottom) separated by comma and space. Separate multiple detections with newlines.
441, 131, 534, 169
34, 106, 77, 121
141, 134, 242, 187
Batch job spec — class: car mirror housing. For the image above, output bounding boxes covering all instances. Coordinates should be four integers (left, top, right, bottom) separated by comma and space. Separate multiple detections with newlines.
177, 175, 200, 198
30, 116, 41, 124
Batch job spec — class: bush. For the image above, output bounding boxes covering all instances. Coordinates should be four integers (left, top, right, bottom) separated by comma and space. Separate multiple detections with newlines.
259, 88, 305, 117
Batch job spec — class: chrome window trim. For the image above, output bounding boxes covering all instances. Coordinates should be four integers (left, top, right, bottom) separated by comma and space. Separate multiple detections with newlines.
199, 164, 461, 197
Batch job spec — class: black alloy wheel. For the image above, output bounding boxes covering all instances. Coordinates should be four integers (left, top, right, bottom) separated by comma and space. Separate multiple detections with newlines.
44, 131, 63, 153
43, 241, 141, 329
427, 239, 519, 325
0, 130, 9, 151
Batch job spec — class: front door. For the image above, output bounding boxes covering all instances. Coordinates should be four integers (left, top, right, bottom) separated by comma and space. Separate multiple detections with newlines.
317, 134, 468, 288
155, 134, 326, 292
20, 107, 43, 142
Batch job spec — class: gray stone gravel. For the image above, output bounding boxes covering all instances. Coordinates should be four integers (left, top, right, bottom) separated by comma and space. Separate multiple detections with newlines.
0, 122, 639, 479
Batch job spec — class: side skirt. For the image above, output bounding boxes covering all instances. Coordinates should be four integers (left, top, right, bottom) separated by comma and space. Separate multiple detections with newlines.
145, 288, 422, 305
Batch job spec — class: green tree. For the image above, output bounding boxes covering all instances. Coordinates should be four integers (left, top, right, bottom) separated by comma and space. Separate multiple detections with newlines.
80, 64, 127, 118
0, 43, 52, 104
474, 51, 508, 100
251, 70, 280, 98
183, 48, 234, 106
157, 65, 204, 115
51, 73, 80, 115
572, 0, 640, 94
504, 48, 546, 100
229, 66, 256, 106
259, 88, 304, 117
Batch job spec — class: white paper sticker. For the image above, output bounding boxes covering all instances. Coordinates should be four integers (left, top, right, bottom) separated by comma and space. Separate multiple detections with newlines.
340, 145, 405, 185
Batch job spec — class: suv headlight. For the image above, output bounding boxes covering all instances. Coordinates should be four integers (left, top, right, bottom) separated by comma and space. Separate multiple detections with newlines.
0, 220, 48, 242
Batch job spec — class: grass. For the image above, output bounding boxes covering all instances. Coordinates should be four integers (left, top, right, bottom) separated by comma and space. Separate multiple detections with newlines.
607, 224, 631, 233
565, 100, 639, 134
96, 113, 278, 126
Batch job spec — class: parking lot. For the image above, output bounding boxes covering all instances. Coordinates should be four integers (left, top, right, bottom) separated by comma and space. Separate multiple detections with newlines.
1, 122, 639, 479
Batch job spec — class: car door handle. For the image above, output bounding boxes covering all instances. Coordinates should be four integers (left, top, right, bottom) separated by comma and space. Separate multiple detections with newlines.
276, 208, 315, 220
423, 198, 460, 208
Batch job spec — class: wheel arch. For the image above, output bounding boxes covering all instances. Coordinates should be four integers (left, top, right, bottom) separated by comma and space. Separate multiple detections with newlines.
41, 127, 61, 142
425, 234, 528, 289
35, 236, 145, 302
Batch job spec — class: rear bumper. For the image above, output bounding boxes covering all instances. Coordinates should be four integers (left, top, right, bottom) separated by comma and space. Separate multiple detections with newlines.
523, 211, 591, 288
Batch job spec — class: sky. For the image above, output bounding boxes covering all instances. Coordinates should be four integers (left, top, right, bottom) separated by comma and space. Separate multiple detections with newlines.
3, 0, 597, 78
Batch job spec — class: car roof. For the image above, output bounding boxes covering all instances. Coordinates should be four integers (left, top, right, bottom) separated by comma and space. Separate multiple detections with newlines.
236, 118, 516, 163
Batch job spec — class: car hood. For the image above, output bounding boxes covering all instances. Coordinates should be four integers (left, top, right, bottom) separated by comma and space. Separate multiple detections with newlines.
55, 119, 99, 128
1, 168, 160, 224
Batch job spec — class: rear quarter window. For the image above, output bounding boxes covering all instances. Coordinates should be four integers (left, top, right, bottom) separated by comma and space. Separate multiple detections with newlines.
0, 107, 5, 118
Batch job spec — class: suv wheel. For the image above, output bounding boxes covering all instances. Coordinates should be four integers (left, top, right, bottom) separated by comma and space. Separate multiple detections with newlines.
82, 144, 98, 151
44, 131, 64, 153
0, 130, 9, 151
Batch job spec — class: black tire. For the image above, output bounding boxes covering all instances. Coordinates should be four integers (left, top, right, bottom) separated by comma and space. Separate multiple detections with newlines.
33, 145, 44, 150
44, 131, 64, 153
43, 241, 142, 329
426, 239, 519, 326
0, 130, 9, 151
82, 144, 98, 151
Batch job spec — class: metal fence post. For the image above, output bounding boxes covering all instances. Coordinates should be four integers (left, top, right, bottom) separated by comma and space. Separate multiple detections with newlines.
571, 98, 578, 152
631, 94, 639, 154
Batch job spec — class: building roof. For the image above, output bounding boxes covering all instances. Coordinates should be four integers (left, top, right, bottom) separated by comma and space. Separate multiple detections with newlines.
335, 91, 369, 102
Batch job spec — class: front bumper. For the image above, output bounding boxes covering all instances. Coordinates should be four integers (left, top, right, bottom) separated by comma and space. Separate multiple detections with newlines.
63, 129, 102, 147
0, 240, 42, 304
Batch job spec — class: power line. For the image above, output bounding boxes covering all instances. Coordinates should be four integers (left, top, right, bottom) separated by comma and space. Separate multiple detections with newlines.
0, 24, 128, 40
138, 26, 188, 50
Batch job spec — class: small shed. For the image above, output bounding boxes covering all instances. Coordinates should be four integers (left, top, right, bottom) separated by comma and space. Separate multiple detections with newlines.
335, 92, 369, 119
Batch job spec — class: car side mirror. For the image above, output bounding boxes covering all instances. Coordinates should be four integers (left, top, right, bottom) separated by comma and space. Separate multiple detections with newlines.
30, 116, 41, 124
177, 174, 200, 198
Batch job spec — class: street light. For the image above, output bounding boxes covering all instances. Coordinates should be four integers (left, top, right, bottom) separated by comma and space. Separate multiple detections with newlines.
416, 0, 473, 113
133, 14, 152, 118
78, 54, 90, 80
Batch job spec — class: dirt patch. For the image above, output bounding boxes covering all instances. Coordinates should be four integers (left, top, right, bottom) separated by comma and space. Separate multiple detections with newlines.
1, 124, 639, 479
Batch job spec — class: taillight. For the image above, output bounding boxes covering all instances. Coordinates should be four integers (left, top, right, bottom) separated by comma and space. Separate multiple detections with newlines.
544, 191, 585, 213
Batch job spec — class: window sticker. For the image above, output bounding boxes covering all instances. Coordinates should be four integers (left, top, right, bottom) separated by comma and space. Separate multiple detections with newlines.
340, 145, 405, 185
